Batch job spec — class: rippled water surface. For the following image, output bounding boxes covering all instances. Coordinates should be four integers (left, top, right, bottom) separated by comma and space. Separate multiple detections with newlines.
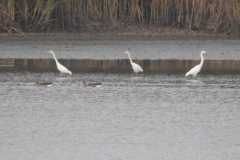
0, 35, 240, 60
1, 71, 240, 160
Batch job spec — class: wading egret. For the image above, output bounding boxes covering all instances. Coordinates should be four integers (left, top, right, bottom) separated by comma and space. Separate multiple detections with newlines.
80, 80, 102, 87
35, 80, 52, 87
123, 51, 143, 74
185, 51, 208, 77
48, 51, 72, 75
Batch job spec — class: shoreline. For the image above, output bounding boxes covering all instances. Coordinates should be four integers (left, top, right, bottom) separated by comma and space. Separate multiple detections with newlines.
0, 27, 238, 38
0, 28, 239, 60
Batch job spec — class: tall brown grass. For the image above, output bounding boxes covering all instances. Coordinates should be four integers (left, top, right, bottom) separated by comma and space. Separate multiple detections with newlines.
0, 0, 239, 34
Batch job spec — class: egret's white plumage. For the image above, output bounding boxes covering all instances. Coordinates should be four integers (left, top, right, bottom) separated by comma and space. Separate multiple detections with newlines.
48, 51, 72, 75
124, 51, 143, 74
185, 51, 208, 77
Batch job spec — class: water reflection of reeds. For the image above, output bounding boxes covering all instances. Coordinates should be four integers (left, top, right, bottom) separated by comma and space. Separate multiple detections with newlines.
0, 59, 240, 74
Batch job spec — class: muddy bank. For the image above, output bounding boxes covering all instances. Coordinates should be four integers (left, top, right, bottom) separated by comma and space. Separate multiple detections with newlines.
0, 27, 228, 37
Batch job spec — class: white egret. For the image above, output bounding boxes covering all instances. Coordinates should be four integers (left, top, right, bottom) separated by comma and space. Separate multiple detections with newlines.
80, 80, 102, 87
48, 51, 72, 75
123, 51, 143, 74
35, 80, 52, 87
185, 51, 208, 77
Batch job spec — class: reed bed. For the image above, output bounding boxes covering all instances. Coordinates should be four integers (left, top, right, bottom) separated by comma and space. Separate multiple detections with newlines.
0, 0, 239, 34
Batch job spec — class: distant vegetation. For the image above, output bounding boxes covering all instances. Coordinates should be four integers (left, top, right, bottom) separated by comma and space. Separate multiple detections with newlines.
0, 0, 239, 35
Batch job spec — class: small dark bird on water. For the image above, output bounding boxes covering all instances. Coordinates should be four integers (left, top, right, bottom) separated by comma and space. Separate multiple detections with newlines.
80, 80, 101, 87
35, 80, 52, 87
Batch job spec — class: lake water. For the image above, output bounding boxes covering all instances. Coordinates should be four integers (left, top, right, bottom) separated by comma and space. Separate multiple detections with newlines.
0, 35, 240, 160
0, 71, 240, 160
0, 35, 240, 60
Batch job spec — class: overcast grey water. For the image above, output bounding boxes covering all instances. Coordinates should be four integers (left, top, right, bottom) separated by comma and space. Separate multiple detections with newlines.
0, 35, 240, 160
1, 72, 240, 160
0, 35, 240, 60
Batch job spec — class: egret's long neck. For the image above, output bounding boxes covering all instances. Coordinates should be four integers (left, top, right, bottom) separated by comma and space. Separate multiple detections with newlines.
51, 53, 58, 63
127, 53, 133, 64
199, 52, 204, 67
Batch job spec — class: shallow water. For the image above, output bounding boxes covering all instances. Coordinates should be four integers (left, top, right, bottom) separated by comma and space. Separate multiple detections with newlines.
1, 71, 240, 160
0, 35, 240, 60
1, 58, 240, 74
1, 35, 240, 159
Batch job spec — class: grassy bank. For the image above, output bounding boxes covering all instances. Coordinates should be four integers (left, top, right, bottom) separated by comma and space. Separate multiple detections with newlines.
0, 0, 239, 35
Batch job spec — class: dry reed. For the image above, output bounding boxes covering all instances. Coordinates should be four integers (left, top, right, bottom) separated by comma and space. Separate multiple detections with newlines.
0, 0, 239, 34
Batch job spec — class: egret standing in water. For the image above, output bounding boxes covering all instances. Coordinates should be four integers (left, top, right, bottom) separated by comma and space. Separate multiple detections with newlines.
123, 51, 143, 74
48, 51, 72, 75
185, 51, 208, 77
